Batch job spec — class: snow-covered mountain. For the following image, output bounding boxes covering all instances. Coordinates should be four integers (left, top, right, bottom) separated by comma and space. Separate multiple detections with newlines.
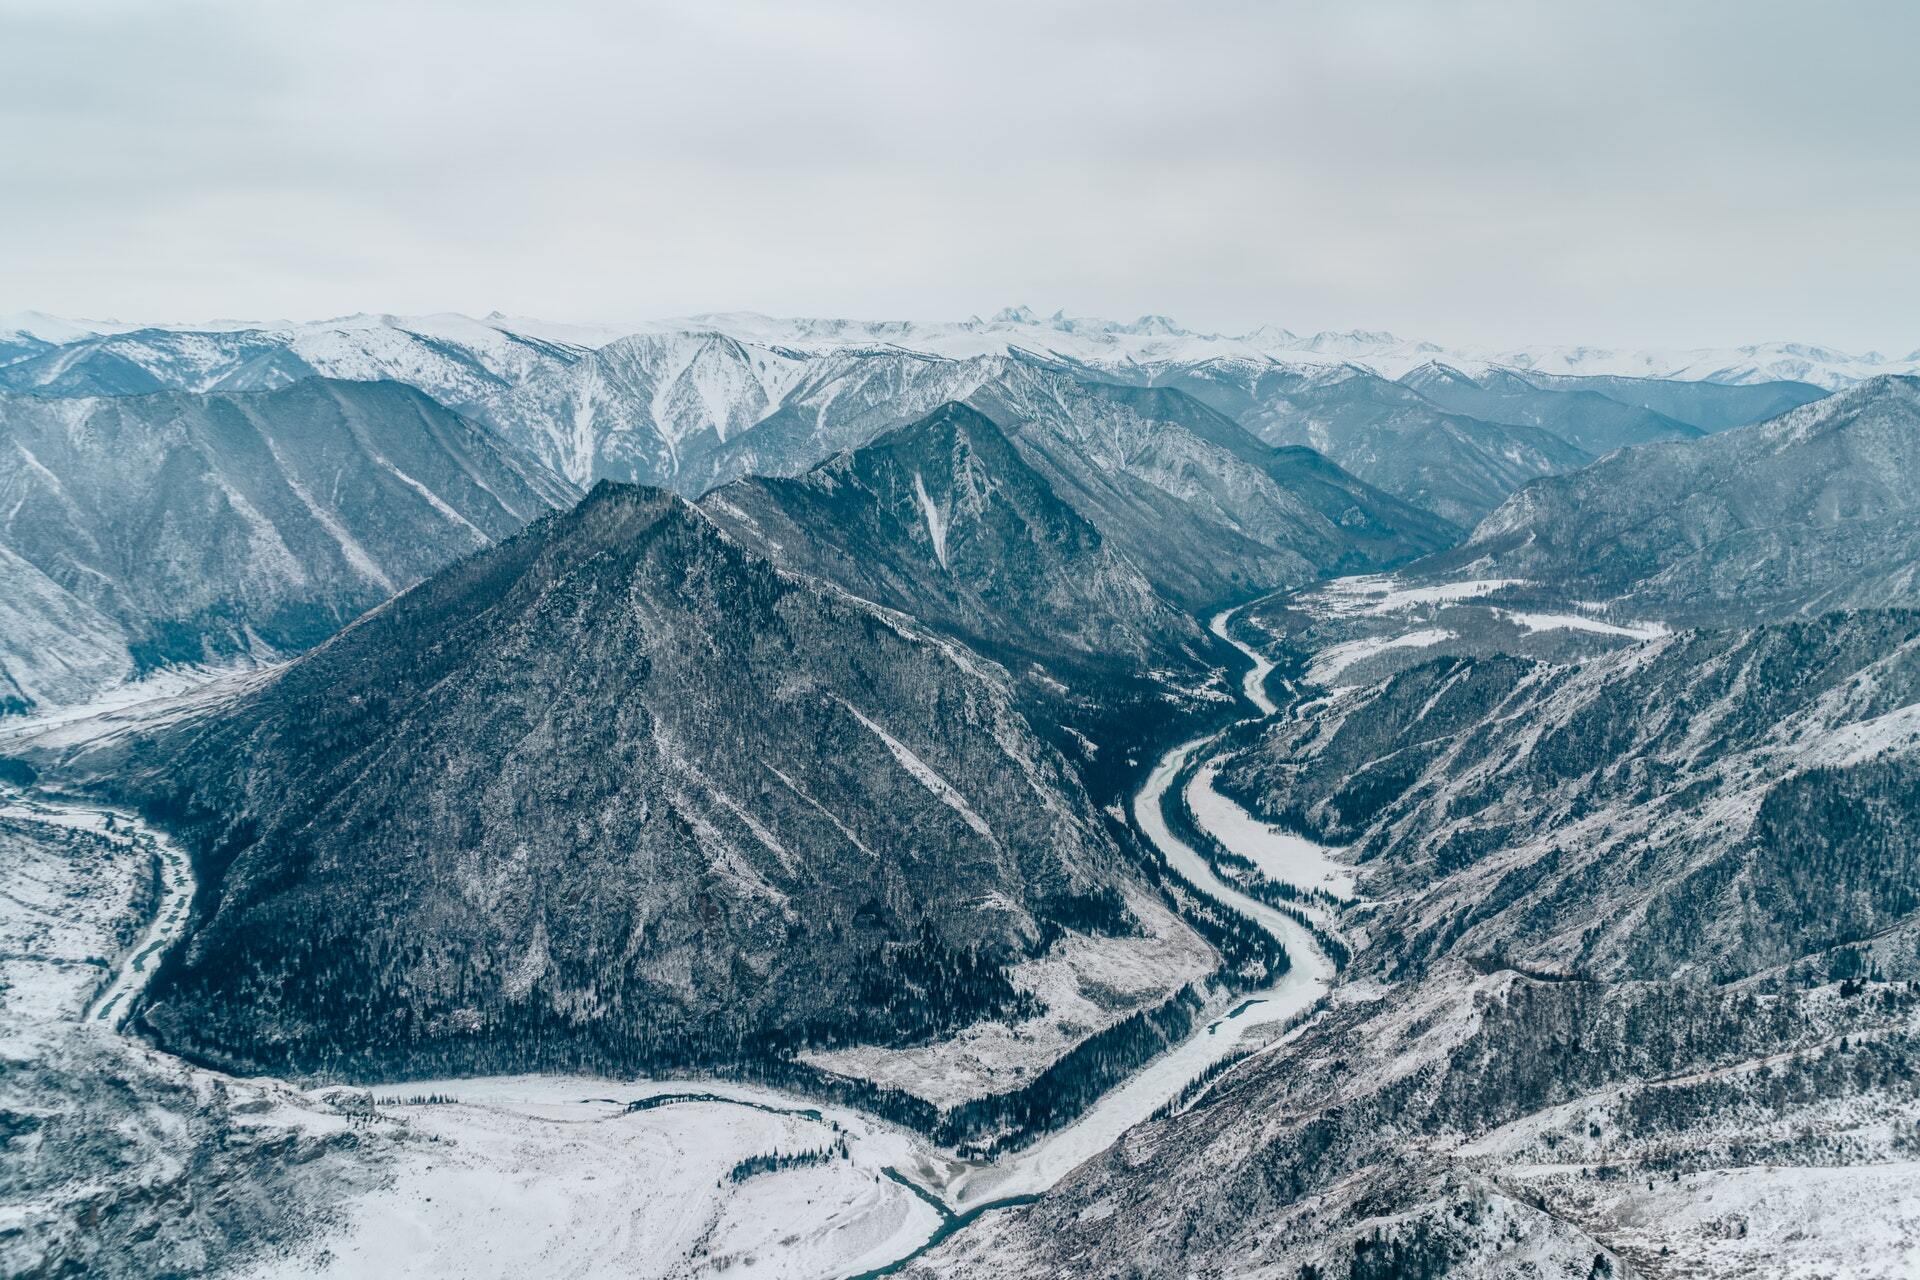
7, 308, 1869, 509
60, 482, 1170, 1083
0, 379, 576, 715
0, 312, 599, 405
11, 306, 1901, 395
1434, 374, 1920, 623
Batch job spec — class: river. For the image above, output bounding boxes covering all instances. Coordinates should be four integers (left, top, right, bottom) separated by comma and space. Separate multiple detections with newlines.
18, 602, 1340, 1278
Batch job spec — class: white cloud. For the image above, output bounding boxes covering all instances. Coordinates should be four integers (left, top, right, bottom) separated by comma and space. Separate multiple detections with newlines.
2, 0, 1915, 351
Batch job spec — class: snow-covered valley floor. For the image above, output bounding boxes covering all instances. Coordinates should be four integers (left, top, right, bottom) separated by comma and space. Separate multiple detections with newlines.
2, 605, 1341, 1279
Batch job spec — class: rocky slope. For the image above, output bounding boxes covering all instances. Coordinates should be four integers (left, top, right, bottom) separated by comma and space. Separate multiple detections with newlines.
45, 484, 1148, 1081
920, 609, 1920, 1278
702, 404, 1208, 683
1433, 375, 1920, 624
0, 379, 575, 715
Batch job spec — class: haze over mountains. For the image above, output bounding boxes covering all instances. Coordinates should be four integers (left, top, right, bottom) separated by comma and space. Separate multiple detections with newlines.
5, 302, 1920, 1280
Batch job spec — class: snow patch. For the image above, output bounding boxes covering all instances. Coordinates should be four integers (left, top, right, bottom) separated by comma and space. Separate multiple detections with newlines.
1501, 610, 1671, 641
1307, 628, 1454, 685
914, 469, 950, 570
834, 697, 993, 839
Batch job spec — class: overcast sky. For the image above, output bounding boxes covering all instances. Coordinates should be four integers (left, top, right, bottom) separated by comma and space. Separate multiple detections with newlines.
3, 0, 1915, 351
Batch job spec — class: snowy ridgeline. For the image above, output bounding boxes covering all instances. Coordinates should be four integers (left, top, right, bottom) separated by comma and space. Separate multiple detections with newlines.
5, 307, 1908, 392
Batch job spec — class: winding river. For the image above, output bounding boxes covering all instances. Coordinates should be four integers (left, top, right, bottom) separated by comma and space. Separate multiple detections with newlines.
21, 602, 1338, 1279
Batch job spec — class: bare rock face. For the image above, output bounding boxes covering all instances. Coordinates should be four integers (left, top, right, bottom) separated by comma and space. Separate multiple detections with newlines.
84, 483, 1136, 1079
0, 379, 575, 714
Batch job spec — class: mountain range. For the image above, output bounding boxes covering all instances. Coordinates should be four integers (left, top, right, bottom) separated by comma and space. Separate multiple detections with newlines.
6, 307, 1914, 388
4, 303, 1918, 1279
1, 310, 1832, 533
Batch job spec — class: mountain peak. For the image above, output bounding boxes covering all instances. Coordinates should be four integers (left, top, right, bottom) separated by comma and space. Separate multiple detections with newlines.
1401, 359, 1481, 388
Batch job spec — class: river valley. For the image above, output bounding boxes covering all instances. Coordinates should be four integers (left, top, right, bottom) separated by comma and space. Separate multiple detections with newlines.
2, 603, 1347, 1279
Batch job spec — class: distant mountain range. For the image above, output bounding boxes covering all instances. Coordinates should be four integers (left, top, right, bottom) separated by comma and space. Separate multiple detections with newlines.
5, 307, 1912, 388
0, 310, 1835, 523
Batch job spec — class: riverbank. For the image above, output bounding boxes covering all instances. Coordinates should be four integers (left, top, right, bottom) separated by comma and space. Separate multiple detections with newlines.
4, 601, 1349, 1279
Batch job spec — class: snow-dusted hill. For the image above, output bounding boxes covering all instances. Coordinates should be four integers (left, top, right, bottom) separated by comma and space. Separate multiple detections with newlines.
0, 379, 576, 716
1431, 374, 1920, 624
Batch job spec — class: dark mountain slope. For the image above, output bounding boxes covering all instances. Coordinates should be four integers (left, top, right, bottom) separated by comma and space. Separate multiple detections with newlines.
1154, 362, 1590, 524
0, 379, 575, 714
702, 403, 1205, 678
1433, 375, 1920, 623
924, 610, 1920, 1278
701, 403, 1225, 795
71, 484, 1136, 1079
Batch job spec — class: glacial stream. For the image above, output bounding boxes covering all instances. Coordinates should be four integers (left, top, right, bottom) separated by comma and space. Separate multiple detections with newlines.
33, 602, 1338, 1279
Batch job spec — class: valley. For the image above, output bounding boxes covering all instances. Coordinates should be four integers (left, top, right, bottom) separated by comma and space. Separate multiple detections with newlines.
4, 316, 1919, 1279
0, 603, 1343, 1279
12, 3, 1920, 1272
